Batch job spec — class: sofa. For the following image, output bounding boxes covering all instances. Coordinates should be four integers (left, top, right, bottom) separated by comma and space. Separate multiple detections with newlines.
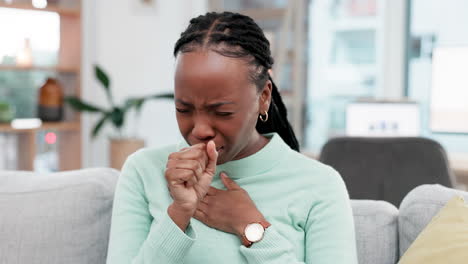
1, 168, 467, 264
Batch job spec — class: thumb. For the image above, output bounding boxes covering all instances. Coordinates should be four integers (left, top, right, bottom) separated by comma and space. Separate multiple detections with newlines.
220, 172, 240, 190
205, 140, 218, 176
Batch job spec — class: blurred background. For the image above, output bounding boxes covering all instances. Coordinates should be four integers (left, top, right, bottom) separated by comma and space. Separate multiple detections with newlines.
0, 0, 467, 186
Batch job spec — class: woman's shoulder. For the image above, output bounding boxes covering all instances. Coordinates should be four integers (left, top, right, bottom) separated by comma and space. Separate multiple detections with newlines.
284, 150, 344, 187
285, 150, 336, 174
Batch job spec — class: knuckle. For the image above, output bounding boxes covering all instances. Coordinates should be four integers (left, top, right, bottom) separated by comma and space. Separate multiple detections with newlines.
181, 170, 194, 180
195, 149, 204, 158
168, 152, 176, 159
164, 168, 172, 179
166, 159, 175, 168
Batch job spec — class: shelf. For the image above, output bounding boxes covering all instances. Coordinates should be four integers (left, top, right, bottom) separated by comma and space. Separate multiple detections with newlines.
0, 65, 79, 74
0, 3, 80, 17
0, 121, 80, 133
239, 8, 286, 20
0, 0, 82, 171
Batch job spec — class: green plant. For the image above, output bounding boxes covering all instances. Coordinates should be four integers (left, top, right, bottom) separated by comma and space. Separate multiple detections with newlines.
0, 100, 14, 123
65, 65, 174, 138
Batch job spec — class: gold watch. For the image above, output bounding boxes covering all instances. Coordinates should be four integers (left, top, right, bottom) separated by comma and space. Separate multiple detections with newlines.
241, 220, 271, 247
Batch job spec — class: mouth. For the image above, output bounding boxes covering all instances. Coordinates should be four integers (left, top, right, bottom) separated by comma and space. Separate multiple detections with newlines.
216, 146, 224, 153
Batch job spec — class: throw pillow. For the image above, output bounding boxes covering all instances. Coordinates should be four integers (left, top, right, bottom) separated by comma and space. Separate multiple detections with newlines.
398, 195, 468, 264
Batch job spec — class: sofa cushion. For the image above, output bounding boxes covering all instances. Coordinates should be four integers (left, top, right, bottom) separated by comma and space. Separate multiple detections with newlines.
0, 168, 119, 264
398, 195, 468, 263
398, 184, 468, 256
351, 200, 399, 264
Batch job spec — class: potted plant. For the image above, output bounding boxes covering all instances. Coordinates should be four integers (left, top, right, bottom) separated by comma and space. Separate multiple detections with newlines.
65, 65, 174, 169
0, 100, 14, 123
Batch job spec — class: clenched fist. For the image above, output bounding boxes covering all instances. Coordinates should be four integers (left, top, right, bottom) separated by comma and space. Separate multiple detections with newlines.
165, 141, 218, 231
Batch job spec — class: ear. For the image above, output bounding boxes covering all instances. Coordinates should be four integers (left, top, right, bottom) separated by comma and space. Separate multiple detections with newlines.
259, 80, 272, 113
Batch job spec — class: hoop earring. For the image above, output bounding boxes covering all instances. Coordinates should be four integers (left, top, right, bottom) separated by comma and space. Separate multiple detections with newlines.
259, 111, 268, 122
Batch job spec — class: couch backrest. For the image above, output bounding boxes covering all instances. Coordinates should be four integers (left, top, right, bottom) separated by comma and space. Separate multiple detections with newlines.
351, 200, 399, 264
2, 168, 466, 264
398, 184, 468, 257
0, 168, 119, 264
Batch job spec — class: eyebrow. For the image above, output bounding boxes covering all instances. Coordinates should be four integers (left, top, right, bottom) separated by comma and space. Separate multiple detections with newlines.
176, 99, 236, 108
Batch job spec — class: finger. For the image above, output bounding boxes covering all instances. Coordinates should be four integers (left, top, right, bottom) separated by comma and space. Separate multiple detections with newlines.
220, 172, 241, 190
185, 175, 197, 187
197, 200, 209, 212
205, 140, 218, 176
165, 168, 195, 186
166, 159, 203, 179
191, 143, 206, 149
201, 194, 213, 204
193, 208, 207, 222
180, 143, 205, 151
207, 186, 220, 196
169, 147, 208, 168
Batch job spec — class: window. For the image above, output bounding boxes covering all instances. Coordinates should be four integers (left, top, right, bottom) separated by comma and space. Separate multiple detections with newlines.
305, 0, 386, 153
406, 0, 468, 154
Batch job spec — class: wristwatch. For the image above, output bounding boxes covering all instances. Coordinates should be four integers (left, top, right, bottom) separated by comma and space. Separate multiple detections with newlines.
241, 220, 271, 247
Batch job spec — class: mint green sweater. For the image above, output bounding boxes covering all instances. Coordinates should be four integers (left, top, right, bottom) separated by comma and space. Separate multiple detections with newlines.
106, 133, 358, 264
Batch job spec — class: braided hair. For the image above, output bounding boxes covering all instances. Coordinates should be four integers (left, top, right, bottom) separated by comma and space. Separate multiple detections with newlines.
173, 11, 300, 151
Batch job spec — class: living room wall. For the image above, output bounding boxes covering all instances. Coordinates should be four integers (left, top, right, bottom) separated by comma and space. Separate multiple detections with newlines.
81, 0, 207, 168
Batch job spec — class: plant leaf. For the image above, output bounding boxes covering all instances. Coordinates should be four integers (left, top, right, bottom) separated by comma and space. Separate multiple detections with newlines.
110, 107, 125, 129
95, 65, 114, 106
92, 113, 110, 138
125, 97, 145, 112
65, 96, 105, 112
95, 65, 110, 89
125, 92, 174, 113
126, 98, 145, 113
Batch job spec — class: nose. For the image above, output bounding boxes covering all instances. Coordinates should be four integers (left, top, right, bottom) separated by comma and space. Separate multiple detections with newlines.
191, 115, 215, 142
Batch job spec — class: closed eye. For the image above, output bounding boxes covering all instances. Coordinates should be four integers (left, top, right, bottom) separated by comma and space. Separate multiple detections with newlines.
216, 112, 233, 117
176, 108, 190, 113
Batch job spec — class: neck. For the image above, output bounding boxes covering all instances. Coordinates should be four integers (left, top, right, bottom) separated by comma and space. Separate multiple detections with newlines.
232, 132, 270, 161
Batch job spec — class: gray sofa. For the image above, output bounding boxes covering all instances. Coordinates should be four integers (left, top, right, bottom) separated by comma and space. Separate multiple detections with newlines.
1, 168, 467, 264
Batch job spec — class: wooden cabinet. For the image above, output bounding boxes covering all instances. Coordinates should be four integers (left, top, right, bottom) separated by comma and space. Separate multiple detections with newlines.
0, 1, 82, 171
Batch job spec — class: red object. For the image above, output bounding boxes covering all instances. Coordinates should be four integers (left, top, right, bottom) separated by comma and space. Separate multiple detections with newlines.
45, 132, 57, 144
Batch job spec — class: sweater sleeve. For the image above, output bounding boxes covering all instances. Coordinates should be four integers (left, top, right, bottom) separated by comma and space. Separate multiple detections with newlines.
239, 170, 358, 264
106, 156, 196, 264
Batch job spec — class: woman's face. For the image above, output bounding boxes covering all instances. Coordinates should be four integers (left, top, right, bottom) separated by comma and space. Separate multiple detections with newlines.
174, 50, 270, 164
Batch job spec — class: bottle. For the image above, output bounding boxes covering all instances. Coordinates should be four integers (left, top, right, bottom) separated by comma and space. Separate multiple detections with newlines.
38, 78, 63, 122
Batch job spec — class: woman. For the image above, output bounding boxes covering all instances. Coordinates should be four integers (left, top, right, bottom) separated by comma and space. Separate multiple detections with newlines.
107, 11, 357, 264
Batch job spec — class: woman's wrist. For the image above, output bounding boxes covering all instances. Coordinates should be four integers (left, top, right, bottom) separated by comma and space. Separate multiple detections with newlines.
167, 203, 195, 232
235, 214, 268, 238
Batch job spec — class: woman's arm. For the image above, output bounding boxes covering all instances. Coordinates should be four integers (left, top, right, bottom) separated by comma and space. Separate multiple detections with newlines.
239, 171, 358, 264
193, 170, 358, 264
106, 157, 196, 264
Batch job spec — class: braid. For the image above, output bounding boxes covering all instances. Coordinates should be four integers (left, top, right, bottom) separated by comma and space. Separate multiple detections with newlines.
256, 76, 300, 151
174, 11, 300, 151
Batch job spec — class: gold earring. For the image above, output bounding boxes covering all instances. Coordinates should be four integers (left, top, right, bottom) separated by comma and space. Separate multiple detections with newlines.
259, 111, 268, 122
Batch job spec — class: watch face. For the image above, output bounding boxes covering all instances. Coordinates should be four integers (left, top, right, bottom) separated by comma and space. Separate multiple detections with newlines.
245, 223, 264, 242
